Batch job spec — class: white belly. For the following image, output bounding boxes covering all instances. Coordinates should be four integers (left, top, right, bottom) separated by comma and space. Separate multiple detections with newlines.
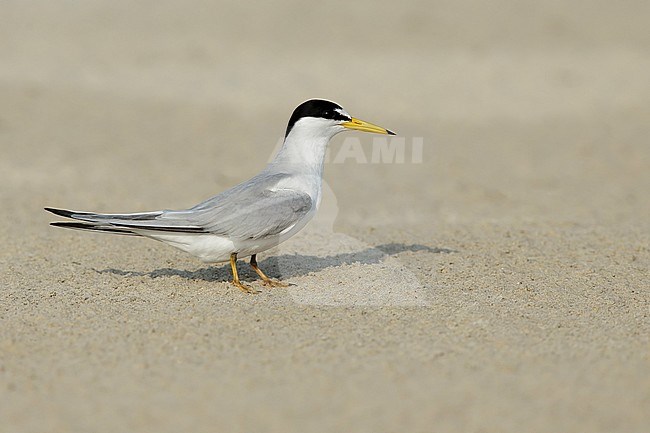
143, 232, 236, 263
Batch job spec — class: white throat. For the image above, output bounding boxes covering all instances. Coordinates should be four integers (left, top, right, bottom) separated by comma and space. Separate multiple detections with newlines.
267, 117, 343, 205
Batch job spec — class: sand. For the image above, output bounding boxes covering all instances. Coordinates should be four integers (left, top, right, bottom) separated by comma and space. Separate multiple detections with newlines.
1, 1, 649, 432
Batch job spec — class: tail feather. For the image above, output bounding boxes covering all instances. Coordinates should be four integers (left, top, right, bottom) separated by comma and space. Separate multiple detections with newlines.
50, 221, 140, 236
44, 207, 162, 221
45, 206, 158, 236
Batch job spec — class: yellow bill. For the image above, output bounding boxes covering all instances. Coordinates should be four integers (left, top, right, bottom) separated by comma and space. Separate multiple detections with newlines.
342, 117, 395, 135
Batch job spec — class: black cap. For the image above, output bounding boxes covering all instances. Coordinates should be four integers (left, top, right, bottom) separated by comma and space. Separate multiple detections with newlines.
285, 99, 351, 137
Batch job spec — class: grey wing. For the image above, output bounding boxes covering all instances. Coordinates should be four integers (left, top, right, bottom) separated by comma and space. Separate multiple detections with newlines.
179, 171, 314, 239
185, 188, 313, 240
46, 172, 312, 240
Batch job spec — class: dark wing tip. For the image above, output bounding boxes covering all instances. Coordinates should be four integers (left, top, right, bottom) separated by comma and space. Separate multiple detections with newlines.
387, 129, 396, 136
50, 221, 87, 229
45, 207, 75, 218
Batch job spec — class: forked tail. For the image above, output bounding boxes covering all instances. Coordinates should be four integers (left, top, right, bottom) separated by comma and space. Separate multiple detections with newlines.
44, 207, 157, 236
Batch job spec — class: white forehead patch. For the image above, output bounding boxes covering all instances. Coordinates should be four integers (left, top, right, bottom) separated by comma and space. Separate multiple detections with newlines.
334, 108, 351, 119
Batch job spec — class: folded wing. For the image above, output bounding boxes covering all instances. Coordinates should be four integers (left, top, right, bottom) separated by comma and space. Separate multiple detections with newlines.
45, 173, 313, 241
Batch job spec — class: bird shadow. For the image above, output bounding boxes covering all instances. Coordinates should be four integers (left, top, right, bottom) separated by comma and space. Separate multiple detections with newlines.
96, 243, 455, 283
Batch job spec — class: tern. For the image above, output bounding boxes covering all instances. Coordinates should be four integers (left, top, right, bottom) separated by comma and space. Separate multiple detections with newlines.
46, 99, 395, 293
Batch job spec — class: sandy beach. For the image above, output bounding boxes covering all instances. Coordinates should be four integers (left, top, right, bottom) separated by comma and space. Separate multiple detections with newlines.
1, 1, 649, 432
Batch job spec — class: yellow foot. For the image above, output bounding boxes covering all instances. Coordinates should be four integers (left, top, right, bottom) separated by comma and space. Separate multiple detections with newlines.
232, 280, 260, 294
262, 279, 291, 288
249, 254, 291, 289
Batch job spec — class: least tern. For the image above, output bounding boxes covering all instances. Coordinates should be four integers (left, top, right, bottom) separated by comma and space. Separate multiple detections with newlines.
46, 99, 395, 293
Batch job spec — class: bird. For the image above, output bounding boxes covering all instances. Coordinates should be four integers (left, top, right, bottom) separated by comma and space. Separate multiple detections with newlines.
45, 99, 395, 293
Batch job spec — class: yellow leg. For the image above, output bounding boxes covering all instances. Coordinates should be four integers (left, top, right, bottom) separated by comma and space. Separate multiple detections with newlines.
250, 254, 289, 288
230, 253, 258, 294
